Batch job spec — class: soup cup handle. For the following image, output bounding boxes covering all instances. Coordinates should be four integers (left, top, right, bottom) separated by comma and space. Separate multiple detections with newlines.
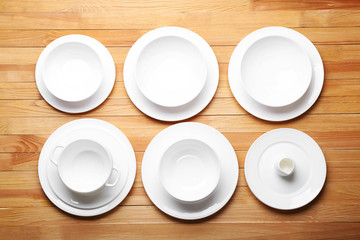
105, 168, 120, 187
50, 146, 64, 166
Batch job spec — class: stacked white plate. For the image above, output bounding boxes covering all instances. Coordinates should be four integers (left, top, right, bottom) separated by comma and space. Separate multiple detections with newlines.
228, 27, 324, 121
36, 35, 116, 113
124, 27, 219, 121
38, 119, 136, 216
142, 122, 239, 220
245, 128, 327, 210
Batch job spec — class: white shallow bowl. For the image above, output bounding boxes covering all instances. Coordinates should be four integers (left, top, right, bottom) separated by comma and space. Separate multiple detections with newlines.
136, 35, 207, 107
43, 40, 103, 102
159, 139, 220, 203
241, 35, 312, 107
123, 27, 219, 121
228, 26, 324, 121
53, 139, 115, 194
35, 35, 116, 113
142, 122, 239, 220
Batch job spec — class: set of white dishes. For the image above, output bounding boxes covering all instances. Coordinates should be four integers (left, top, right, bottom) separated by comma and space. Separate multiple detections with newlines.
38, 119, 136, 216
36, 26, 327, 218
142, 122, 239, 220
245, 128, 326, 210
124, 27, 219, 121
229, 27, 324, 121
36, 35, 115, 113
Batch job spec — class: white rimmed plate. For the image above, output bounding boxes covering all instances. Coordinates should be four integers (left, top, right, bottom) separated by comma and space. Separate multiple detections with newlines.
142, 122, 238, 220
36, 35, 116, 113
228, 27, 324, 121
38, 119, 136, 216
124, 27, 219, 121
244, 128, 327, 210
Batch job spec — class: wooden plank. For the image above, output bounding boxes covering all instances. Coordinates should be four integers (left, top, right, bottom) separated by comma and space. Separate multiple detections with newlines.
1, 223, 360, 240
0, 131, 359, 153
252, 0, 360, 11
0, 96, 359, 118
0, 115, 359, 135
1, 197, 360, 226
0, 28, 360, 47
0, 0, 252, 13
0, 10, 360, 30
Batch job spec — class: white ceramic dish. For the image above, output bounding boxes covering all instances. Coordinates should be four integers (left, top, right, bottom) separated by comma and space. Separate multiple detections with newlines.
38, 119, 136, 216
241, 35, 312, 107
142, 122, 238, 220
136, 36, 207, 107
36, 35, 116, 113
47, 127, 129, 210
51, 138, 119, 194
228, 27, 324, 121
124, 27, 219, 121
244, 128, 327, 210
159, 139, 220, 203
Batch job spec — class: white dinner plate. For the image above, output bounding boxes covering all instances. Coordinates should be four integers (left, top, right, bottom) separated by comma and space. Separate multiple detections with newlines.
244, 128, 327, 210
142, 122, 238, 220
38, 119, 136, 216
36, 35, 116, 113
124, 27, 219, 121
228, 27, 324, 121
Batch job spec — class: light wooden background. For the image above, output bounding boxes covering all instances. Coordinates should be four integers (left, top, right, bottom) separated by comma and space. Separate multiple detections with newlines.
0, 0, 360, 239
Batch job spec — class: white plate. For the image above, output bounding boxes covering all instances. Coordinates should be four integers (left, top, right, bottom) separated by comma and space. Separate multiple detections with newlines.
36, 35, 116, 113
244, 128, 327, 210
135, 35, 207, 107
228, 27, 324, 121
38, 119, 136, 216
142, 122, 238, 220
124, 27, 219, 121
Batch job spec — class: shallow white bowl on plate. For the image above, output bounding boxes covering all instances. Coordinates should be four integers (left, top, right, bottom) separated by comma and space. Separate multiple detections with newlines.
42, 41, 103, 102
240, 35, 312, 107
159, 139, 220, 203
35, 35, 116, 113
142, 122, 238, 220
228, 26, 324, 121
124, 27, 219, 121
136, 36, 207, 108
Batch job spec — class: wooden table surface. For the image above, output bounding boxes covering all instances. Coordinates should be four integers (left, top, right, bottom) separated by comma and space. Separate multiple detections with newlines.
1, 0, 360, 239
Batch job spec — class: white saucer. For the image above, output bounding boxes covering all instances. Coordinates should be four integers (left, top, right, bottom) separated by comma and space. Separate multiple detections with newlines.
47, 127, 129, 209
124, 27, 219, 121
228, 27, 324, 121
142, 122, 238, 220
35, 35, 116, 113
38, 119, 136, 216
244, 128, 327, 210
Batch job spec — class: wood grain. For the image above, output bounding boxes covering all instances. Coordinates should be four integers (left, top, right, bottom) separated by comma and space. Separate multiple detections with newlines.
0, 0, 359, 239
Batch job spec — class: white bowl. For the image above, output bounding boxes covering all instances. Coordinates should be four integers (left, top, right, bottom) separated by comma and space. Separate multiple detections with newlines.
42, 41, 103, 102
50, 139, 119, 194
135, 36, 207, 108
159, 139, 220, 203
241, 35, 312, 107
